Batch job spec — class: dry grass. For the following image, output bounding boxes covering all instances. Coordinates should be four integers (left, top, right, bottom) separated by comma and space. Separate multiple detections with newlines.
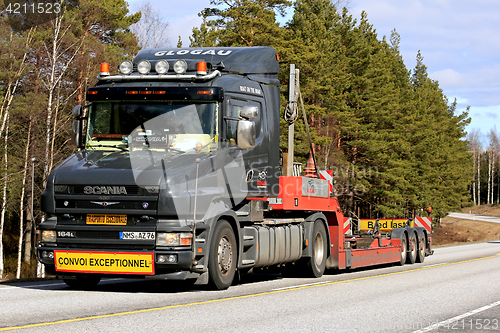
433, 205, 500, 247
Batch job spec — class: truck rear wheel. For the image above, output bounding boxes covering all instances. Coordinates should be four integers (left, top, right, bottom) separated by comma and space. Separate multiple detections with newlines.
397, 234, 407, 266
304, 220, 327, 278
416, 232, 426, 263
62, 275, 101, 289
406, 231, 417, 264
208, 220, 237, 290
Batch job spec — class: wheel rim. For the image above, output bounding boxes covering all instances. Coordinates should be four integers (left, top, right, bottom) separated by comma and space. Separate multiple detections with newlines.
314, 232, 325, 267
401, 238, 407, 262
419, 236, 426, 257
410, 236, 417, 259
217, 235, 233, 276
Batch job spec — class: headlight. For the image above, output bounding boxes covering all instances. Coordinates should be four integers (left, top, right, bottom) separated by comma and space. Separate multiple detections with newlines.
41, 230, 57, 243
54, 185, 68, 193
155, 60, 169, 74
137, 60, 151, 75
173, 60, 187, 74
118, 60, 133, 75
156, 232, 192, 246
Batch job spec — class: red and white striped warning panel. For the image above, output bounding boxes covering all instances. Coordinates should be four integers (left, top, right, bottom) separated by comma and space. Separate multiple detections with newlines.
415, 217, 432, 233
319, 170, 334, 194
343, 217, 352, 234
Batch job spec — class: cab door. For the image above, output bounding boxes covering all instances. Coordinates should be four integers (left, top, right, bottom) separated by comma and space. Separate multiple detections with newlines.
224, 97, 269, 197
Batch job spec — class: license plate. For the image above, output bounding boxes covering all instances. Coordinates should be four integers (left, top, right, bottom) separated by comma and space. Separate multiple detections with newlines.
54, 250, 155, 275
86, 214, 127, 225
120, 232, 155, 240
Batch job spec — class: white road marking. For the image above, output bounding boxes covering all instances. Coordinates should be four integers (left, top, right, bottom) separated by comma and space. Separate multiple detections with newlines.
413, 300, 500, 332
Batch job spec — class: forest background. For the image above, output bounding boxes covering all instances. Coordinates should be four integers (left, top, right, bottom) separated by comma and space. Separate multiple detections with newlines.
0, 0, 496, 280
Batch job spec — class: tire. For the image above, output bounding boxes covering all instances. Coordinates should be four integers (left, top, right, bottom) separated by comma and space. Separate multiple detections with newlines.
62, 275, 101, 289
416, 232, 426, 263
406, 231, 417, 264
208, 220, 237, 290
304, 220, 328, 278
397, 234, 407, 266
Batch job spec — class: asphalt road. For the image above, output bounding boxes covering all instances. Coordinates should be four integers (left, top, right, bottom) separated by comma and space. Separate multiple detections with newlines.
1, 241, 500, 332
448, 212, 500, 224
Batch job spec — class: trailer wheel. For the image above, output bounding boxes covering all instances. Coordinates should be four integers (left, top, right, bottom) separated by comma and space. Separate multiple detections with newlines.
416, 232, 426, 263
305, 221, 327, 278
62, 275, 101, 289
406, 231, 417, 264
208, 220, 237, 290
397, 234, 407, 266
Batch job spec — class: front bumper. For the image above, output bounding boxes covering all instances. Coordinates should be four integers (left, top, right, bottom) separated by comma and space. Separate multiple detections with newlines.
37, 246, 198, 278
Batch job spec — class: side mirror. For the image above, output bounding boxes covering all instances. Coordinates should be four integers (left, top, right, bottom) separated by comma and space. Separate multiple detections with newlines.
72, 105, 82, 117
237, 119, 255, 150
240, 105, 258, 119
71, 119, 83, 148
71, 105, 85, 149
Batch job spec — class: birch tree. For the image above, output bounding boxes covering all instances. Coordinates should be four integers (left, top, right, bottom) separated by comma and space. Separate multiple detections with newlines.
41, 9, 84, 184
487, 128, 499, 205
16, 117, 32, 279
130, 0, 170, 49
468, 129, 482, 206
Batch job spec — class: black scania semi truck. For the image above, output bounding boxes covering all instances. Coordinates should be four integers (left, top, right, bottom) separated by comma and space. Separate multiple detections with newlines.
37, 47, 430, 290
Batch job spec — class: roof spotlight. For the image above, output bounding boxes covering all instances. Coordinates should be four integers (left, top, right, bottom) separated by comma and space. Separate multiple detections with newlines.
137, 60, 151, 75
118, 60, 133, 75
173, 60, 188, 74
155, 60, 169, 74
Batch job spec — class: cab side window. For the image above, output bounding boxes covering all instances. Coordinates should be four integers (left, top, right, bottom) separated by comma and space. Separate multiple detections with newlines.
226, 99, 261, 147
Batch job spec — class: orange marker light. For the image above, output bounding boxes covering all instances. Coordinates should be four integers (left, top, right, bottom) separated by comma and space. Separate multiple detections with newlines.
140, 91, 152, 95
154, 91, 166, 95
88, 91, 98, 95
100, 62, 110, 76
198, 90, 212, 95
126, 91, 139, 95
197, 61, 207, 75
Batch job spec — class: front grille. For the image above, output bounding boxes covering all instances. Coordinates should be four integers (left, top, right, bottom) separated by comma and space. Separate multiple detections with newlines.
56, 200, 157, 210
71, 185, 158, 196
77, 231, 120, 239
58, 243, 155, 250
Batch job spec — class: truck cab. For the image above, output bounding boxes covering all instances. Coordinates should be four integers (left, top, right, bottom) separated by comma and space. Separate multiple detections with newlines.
38, 47, 282, 289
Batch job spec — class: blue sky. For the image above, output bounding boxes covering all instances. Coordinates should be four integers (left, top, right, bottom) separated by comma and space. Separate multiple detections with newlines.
127, 0, 499, 143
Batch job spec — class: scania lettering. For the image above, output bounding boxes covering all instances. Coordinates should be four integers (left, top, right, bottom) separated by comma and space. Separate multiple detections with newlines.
37, 47, 433, 290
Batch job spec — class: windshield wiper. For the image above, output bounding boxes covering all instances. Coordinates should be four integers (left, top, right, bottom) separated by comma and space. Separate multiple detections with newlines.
141, 145, 184, 154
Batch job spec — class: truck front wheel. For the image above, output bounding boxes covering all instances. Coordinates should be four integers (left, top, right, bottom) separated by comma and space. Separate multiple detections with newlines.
208, 220, 237, 290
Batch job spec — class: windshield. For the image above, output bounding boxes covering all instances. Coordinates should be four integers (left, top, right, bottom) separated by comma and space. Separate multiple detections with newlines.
86, 101, 219, 154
